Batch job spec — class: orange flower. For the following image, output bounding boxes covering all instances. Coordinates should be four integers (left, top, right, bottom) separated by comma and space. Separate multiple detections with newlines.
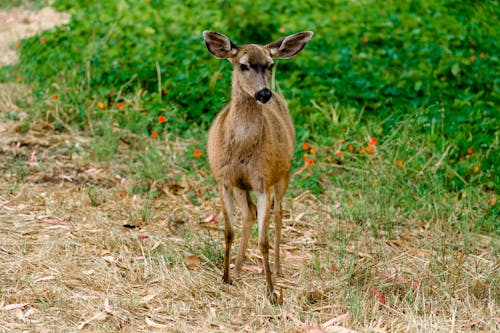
347, 200, 354, 206
373, 179, 379, 186
470, 55, 476, 62
306, 159, 314, 166
348, 144, 354, 152
467, 147, 474, 154
302, 142, 310, 150
473, 166, 480, 173
98, 102, 105, 109
479, 53, 485, 59
40, 37, 46, 44
118, 102, 124, 109
16, 40, 21, 48
363, 37, 369, 44
310, 147, 317, 154
369, 137, 377, 146
51, 95, 57, 101
336, 150, 343, 158
279, 26, 286, 34
394, 160, 404, 168
303, 154, 308, 161
151, 132, 158, 138
17, 76, 22, 82
366, 145, 375, 153
489, 198, 497, 205
158, 115, 166, 123
360, 147, 366, 154
194, 149, 202, 158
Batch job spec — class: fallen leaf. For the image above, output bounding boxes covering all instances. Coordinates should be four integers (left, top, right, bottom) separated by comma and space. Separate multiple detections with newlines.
145, 317, 168, 328
77, 312, 107, 330
285, 250, 304, 259
104, 298, 112, 313
183, 255, 202, 270
140, 294, 157, 303
321, 313, 349, 328
102, 256, 117, 263
202, 213, 218, 223
370, 287, 386, 305
288, 314, 326, 333
45, 219, 68, 225
242, 265, 263, 274
34, 276, 55, 282
3, 303, 29, 311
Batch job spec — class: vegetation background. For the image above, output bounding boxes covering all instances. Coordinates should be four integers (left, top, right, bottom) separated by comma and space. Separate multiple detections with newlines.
0, 0, 498, 332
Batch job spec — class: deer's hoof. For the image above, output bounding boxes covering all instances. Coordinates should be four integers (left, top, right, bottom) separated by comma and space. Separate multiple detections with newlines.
268, 288, 283, 305
222, 274, 232, 285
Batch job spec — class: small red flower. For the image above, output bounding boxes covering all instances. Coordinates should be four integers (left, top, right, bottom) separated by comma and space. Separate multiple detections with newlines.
151, 132, 158, 138
369, 137, 377, 146
158, 115, 166, 123
40, 37, 46, 44
348, 144, 354, 152
302, 142, 310, 150
117, 102, 124, 109
193, 149, 202, 158
467, 147, 474, 154
51, 95, 57, 101
470, 55, 476, 62
336, 150, 343, 158
306, 159, 314, 166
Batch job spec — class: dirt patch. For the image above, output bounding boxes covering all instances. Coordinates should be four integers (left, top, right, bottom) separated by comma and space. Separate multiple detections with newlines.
0, 6, 70, 66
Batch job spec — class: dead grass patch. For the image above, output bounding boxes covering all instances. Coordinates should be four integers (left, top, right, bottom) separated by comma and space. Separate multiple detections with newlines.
0, 84, 499, 332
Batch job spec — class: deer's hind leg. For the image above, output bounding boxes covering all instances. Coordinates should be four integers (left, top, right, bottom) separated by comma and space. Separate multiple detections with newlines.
234, 189, 256, 277
220, 184, 234, 284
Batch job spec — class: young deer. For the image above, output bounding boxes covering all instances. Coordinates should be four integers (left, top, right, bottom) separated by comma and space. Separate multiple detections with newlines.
203, 30, 313, 303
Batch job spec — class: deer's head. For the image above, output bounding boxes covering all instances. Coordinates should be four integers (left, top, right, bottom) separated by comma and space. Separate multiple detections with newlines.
203, 31, 313, 104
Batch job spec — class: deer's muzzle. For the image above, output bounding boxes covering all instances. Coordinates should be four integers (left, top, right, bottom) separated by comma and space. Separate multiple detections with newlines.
255, 88, 272, 104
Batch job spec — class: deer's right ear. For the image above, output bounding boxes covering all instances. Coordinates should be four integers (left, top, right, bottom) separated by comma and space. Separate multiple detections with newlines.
203, 31, 238, 59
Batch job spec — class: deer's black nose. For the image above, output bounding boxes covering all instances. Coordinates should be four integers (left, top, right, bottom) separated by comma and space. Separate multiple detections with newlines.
255, 88, 272, 104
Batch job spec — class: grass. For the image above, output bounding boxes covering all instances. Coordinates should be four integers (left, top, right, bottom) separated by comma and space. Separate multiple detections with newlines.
0, 0, 499, 332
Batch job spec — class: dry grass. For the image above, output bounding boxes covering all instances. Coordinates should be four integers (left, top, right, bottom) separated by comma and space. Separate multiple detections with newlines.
0, 83, 499, 332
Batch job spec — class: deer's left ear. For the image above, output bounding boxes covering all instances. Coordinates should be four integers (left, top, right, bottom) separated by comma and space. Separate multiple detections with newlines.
203, 31, 238, 59
265, 31, 313, 59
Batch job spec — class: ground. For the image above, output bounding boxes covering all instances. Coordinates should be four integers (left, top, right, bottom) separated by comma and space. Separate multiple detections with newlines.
0, 4, 499, 333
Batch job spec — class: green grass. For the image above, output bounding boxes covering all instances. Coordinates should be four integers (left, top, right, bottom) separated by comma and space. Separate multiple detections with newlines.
0, 0, 498, 237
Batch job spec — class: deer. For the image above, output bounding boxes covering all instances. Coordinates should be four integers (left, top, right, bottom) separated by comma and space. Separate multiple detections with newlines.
203, 30, 313, 303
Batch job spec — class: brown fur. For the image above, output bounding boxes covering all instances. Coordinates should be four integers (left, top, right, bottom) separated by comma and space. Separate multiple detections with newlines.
203, 30, 313, 303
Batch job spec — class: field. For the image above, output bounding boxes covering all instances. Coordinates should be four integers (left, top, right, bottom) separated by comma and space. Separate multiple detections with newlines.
0, 1, 499, 332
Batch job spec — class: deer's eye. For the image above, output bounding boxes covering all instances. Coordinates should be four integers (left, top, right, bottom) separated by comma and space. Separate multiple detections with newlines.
240, 63, 249, 71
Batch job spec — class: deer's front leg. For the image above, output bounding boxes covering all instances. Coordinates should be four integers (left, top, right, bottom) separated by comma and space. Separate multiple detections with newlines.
220, 184, 234, 284
257, 191, 281, 303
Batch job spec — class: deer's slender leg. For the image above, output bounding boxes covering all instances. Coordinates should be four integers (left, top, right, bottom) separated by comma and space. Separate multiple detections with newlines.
273, 177, 288, 276
234, 189, 256, 277
257, 191, 279, 302
220, 184, 234, 284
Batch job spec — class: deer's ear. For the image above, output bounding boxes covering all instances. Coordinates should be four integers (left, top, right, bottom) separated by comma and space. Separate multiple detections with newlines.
203, 31, 238, 59
265, 31, 313, 59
